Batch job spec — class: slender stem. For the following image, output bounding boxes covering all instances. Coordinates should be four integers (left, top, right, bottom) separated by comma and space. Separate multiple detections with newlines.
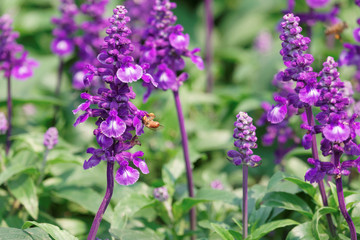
37, 149, 49, 186
205, 0, 214, 93
172, 90, 196, 239
242, 165, 248, 238
305, 106, 337, 237
333, 151, 357, 240
6, 74, 12, 156
87, 161, 114, 240
52, 58, 64, 125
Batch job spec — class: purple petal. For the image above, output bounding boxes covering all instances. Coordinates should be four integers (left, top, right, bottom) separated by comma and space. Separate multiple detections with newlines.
138, 160, 149, 174
115, 165, 140, 185
169, 32, 189, 50
73, 101, 90, 114
116, 64, 143, 83
96, 133, 113, 149
100, 110, 126, 138
227, 150, 241, 158
305, 0, 330, 8
267, 104, 287, 124
299, 85, 319, 105
323, 123, 350, 142
74, 113, 89, 127
51, 38, 74, 56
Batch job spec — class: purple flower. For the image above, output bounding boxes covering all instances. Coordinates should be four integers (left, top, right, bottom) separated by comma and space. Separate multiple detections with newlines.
51, 0, 78, 57
227, 112, 261, 167
305, 0, 330, 8
210, 180, 224, 190
153, 186, 169, 201
267, 13, 319, 124
254, 30, 272, 54
71, 0, 109, 90
0, 112, 8, 134
138, 0, 204, 101
43, 127, 59, 150
74, 6, 154, 186
0, 15, 38, 80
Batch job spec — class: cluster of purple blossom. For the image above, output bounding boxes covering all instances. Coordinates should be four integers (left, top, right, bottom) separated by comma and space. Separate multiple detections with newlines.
51, 0, 109, 90
73, 5, 155, 186
0, 14, 37, 81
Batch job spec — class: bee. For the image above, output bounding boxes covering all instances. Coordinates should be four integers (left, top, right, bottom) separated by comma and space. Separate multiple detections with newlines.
325, 21, 348, 40
142, 113, 161, 129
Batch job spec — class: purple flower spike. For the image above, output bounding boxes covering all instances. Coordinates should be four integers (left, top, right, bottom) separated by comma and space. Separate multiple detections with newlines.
0, 15, 38, 80
74, 5, 153, 186
138, 0, 203, 100
228, 112, 261, 167
51, 0, 78, 57
43, 127, 59, 150
305, 158, 326, 183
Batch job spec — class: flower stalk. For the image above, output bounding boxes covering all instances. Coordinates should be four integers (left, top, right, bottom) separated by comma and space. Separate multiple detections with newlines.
173, 90, 196, 238
205, 0, 214, 93
305, 106, 337, 237
5, 73, 12, 156
242, 165, 248, 238
333, 151, 357, 240
52, 58, 64, 125
87, 161, 114, 240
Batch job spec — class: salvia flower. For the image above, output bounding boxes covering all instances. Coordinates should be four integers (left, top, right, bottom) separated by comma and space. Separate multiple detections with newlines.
0, 112, 8, 134
0, 14, 38, 80
210, 180, 224, 190
268, 13, 319, 124
51, 0, 78, 56
139, 0, 204, 101
43, 127, 59, 150
227, 112, 261, 167
72, 0, 109, 90
153, 186, 169, 202
74, 5, 156, 186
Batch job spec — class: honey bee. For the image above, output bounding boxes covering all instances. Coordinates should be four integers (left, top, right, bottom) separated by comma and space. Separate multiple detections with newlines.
142, 113, 160, 129
325, 22, 348, 40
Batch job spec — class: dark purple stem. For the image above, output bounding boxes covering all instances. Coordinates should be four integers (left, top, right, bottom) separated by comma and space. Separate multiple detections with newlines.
242, 165, 248, 238
5, 74, 12, 156
205, 0, 214, 93
333, 151, 357, 240
305, 106, 337, 237
173, 90, 196, 239
52, 58, 64, 125
87, 161, 114, 240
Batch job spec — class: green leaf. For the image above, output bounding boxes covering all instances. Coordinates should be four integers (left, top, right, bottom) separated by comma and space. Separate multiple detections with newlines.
109, 228, 162, 240
266, 172, 298, 194
311, 207, 338, 240
0, 227, 51, 240
328, 182, 339, 208
112, 193, 154, 229
22, 221, 78, 240
286, 222, 315, 240
195, 188, 240, 205
262, 192, 313, 218
284, 177, 317, 198
173, 198, 207, 221
0, 164, 38, 186
345, 193, 360, 209
0, 97, 61, 107
8, 174, 39, 219
249, 219, 299, 240
53, 186, 113, 222
24, 227, 52, 240
210, 223, 235, 240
